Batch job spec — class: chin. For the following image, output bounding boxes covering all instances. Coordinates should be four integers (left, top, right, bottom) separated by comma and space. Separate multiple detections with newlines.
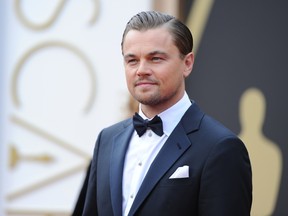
138, 98, 161, 106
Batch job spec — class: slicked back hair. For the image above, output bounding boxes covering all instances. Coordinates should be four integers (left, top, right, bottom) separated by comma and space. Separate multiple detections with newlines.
121, 11, 193, 58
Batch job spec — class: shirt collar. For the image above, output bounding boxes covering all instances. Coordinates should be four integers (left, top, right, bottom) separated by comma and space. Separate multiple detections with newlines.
138, 92, 192, 136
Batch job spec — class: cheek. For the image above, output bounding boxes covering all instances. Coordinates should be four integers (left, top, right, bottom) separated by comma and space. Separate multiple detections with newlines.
163, 71, 182, 87
163, 75, 183, 95
125, 71, 134, 90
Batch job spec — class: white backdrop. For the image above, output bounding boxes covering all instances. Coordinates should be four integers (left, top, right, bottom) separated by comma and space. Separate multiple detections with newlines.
0, 0, 152, 215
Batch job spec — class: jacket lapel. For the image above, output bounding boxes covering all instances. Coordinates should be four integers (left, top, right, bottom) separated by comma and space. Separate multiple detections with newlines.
128, 103, 204, 216
110, 120, 134, 216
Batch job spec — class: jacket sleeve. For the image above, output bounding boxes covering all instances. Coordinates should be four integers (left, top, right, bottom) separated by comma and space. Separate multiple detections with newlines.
72, 161, 92, 216
199, 136, 252, 216
82, 138, 100, 216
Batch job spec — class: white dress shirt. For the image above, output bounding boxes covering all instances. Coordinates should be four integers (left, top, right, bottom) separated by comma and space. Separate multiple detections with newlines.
122, 92, 192, 216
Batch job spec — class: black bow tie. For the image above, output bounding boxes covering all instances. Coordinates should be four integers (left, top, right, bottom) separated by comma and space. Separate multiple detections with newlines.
133, 112, 164, 137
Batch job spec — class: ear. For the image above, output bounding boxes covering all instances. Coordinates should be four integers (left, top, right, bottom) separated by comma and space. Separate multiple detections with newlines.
183, 52, 194, 78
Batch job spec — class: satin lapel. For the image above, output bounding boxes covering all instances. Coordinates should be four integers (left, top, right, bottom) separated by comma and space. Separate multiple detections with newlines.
128, 103, 204, 216
110, 122, 134, 216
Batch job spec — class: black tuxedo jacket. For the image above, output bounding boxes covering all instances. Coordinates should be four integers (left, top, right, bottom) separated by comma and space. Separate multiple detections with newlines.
82, 102, 252, 216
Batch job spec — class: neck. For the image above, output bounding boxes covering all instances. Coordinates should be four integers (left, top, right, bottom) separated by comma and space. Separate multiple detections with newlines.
140, 92, 186, 118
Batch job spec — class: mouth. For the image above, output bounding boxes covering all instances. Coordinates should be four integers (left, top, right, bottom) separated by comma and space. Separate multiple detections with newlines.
135, 80, 157, 87
136, 82, 155, 87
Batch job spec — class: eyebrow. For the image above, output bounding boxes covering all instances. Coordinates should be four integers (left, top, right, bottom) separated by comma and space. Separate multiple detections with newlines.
124, 50, 168, 59
149, 50, 166, 55
123, 53, 136, 60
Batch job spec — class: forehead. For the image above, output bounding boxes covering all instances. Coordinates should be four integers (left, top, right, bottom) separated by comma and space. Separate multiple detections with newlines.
122, 27, 177, 55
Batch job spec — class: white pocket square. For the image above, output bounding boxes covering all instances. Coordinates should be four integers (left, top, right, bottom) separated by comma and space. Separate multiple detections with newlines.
169, 165, 189, 179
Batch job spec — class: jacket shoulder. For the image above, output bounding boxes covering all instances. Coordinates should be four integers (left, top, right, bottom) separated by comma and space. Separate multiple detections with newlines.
100, 117, 132, 136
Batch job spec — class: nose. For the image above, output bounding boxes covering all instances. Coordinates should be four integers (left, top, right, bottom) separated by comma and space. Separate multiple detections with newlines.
136, 60, 151, 76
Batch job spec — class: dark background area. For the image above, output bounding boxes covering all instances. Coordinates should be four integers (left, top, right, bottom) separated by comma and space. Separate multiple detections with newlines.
185, 0, 288, 215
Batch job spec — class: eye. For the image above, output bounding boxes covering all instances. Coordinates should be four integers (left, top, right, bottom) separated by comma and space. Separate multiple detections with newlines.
126, 58, 138, 65
129, 59, 137, 63
151, 56, 163, 62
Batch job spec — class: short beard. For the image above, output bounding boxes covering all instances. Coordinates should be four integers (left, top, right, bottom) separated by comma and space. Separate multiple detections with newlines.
137, 96, 161, 106
134, 90, 177, 107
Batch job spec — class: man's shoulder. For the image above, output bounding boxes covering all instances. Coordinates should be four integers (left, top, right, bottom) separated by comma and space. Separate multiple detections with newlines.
203, 114, 236, 136
188, 102, 236, 137
101, 117, 133, 134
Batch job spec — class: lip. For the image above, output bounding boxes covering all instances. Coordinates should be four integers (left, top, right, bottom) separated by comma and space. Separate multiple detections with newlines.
135, 82, 156, 86
135, 81, 157, 87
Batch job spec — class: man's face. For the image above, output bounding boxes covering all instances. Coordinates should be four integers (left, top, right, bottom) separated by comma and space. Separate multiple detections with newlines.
122, 27, 194, 112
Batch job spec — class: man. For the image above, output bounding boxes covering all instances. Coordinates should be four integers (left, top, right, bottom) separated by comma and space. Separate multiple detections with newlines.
82, 11, 252, 216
